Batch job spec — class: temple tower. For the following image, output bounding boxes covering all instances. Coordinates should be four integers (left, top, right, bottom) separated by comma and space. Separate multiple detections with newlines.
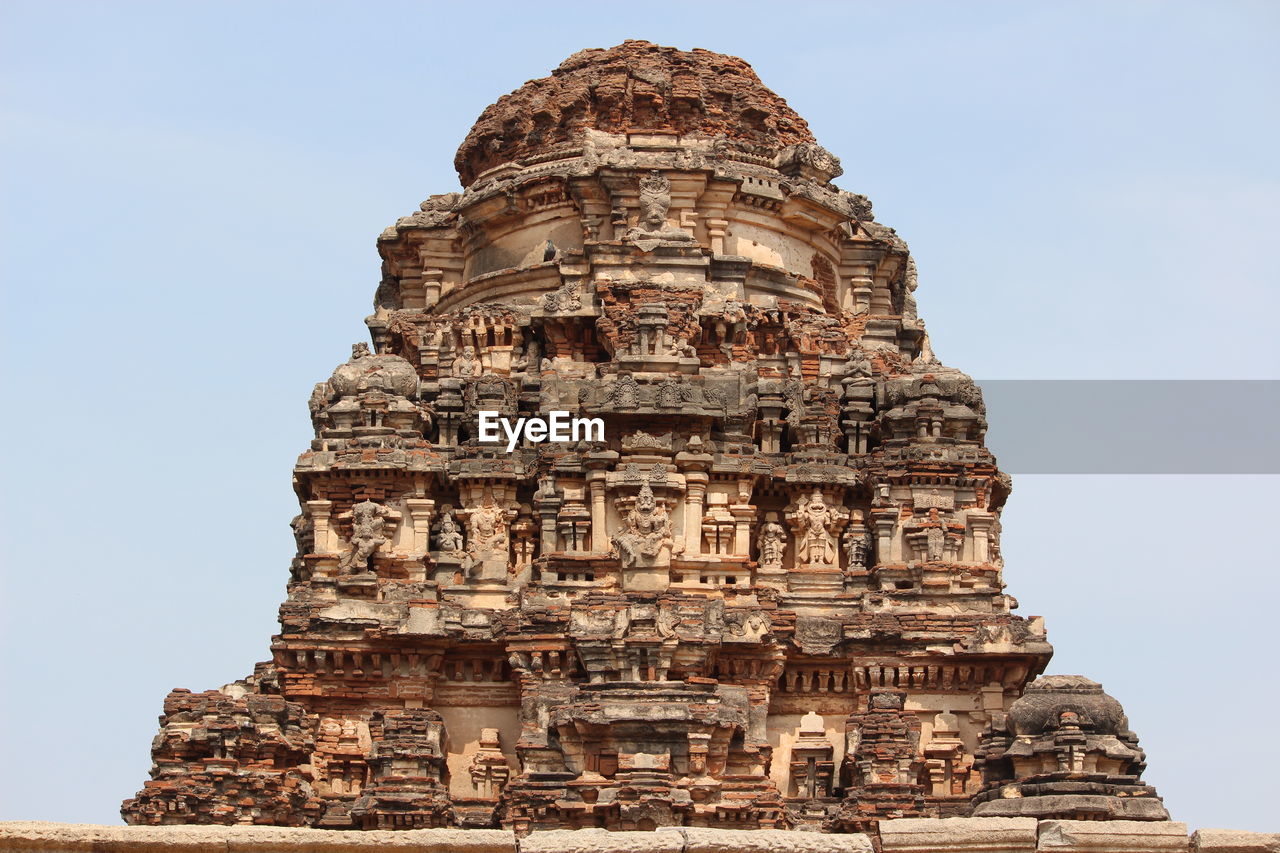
123, 40, 1166, 833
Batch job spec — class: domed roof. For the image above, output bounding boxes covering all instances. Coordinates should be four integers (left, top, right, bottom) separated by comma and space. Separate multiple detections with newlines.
327, 346, 418, 398
1007, 675, 1129, 736
454, 40, 816, 186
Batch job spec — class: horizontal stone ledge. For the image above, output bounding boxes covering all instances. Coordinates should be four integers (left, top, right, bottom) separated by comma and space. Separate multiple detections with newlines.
518, 827, 874, 853
1038, 820, 1190, 852
519, 828, 684, 853
676, 826, 874, 853
0, 822, 516, 853
879, 817, 1040, 852
6, 821, 1261, 853
1191, 830, 1280, 853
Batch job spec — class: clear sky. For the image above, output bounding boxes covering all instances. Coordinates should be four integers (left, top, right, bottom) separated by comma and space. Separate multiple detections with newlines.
1, 0, 1277, 833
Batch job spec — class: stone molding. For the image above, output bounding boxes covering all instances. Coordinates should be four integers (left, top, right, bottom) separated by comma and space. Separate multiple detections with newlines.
5, 820, 1275, 853
879, 816, 1038, 852
1191, 830, 1280, 853
1038, 820, 1189, 852
0, 822, 514, 853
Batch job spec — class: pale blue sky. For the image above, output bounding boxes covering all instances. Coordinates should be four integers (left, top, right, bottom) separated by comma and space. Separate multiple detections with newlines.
1, 0, 1277, 832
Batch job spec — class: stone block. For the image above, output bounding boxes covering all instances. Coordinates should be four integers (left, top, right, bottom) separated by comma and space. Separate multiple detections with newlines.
519, 828, 685, 853
0, 822, 225, 853
1191, 830, 1280, 853
677, 827, 874, 852
1038, 820, 1189, 852
878, 817, 1039, 852
0, 822, 517, 853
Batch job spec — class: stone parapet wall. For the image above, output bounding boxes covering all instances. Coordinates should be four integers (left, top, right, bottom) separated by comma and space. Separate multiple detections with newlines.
4, 821, 1275, 853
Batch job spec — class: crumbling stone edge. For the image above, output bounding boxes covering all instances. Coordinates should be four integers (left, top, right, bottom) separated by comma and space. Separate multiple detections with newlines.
1, 820, 1276, 853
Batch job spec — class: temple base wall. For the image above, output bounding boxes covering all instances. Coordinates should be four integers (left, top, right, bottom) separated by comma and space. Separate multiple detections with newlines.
3, 821, 1275, 853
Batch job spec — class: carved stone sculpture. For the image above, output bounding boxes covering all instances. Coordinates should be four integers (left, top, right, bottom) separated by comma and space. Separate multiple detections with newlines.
461, 494, 513, 581
792, 489, 839, 567
843, 525, 871, 571
453, 344, 482, 377
612, 482, 678, 569
756, 512, 787, 570
338, 499, 395, 573
435, 507, 464, 552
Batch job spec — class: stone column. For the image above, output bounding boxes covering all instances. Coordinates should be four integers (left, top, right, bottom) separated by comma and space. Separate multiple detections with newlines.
707, 217, 728, 254
398, 270, 424, 310
684, 472, 709, 556
871, 510, 898, 565
967, 512, 994, 564
420, 263, 442, 307
587, 471, 608, 553
850, 270, 874, 315
730, 504, 755, 556
404, 498, 435, 556
981, 683, 1005, 713
535, 500, 559, 554
307, 500, 335, 553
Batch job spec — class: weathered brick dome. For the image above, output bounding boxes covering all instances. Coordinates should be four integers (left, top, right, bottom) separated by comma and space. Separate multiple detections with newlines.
454, 40, 816, 186
1006, 675, 1128, 735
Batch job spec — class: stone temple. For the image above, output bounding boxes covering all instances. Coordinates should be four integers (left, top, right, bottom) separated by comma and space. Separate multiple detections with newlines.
120, 41, 1172, 835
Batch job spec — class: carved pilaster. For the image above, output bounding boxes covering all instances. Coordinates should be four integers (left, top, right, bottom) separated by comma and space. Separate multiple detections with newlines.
684, 473, 708, 556
307, 500, 336, 554
588, 470, 608, 554
404, 498, 436, 557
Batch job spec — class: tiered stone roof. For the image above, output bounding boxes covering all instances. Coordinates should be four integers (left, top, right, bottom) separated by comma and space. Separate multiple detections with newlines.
122, 42, 1168, 834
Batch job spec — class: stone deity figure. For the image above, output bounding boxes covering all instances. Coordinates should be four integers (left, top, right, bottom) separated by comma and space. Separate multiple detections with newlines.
842, 348, 872, 379
339, 499, 395, 573
626, 170, 692, 244
638, 170, 672, 232
843, 525, 871, 570
350, 342, 372, 360
469, 501, 503, 553
926, 525, 946, 562
612, 482, 678, 568
667, 338, 698, 359
656, 605, 680, 639
756, 512, 787, 570
435, 507, 464, 552
795, 489, 838, 566
514, 337, 540, 372
532, 475, 558, 504
453, 345, 482, 377
463, 494, 512, 578
290, 513, 313, 556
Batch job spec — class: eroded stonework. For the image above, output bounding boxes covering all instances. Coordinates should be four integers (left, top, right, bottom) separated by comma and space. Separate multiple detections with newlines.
123, 41, 1169, 833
